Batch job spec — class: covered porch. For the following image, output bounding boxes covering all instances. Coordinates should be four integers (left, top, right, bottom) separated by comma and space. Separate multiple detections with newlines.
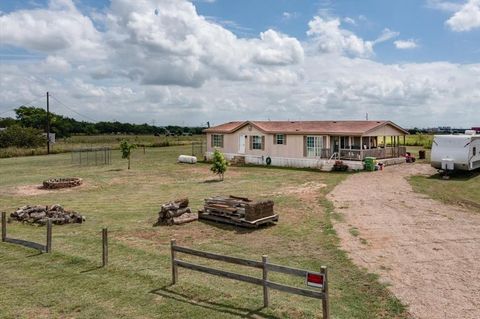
331, 135, 407, 161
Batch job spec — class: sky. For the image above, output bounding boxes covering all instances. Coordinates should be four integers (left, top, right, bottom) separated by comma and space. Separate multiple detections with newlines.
0, 0, 479, 128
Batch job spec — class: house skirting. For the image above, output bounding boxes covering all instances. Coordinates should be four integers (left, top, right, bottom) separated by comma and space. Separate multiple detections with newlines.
205, 152, 407, 171
205, 152, 360, 171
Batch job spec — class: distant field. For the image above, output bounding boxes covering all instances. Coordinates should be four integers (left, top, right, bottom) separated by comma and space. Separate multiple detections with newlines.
410, 170, 480, 213
0, 134, 205, 158
0, 145, 408, 319
404, 134, 433, 148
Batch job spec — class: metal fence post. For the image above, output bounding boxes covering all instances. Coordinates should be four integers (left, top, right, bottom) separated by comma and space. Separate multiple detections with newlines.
102, 228, 108, 267
46, 219, 52, 253
2, 212, 6, 242
321, 266, 329, 319
171, 239, 178, 285
262, 255, 269, 307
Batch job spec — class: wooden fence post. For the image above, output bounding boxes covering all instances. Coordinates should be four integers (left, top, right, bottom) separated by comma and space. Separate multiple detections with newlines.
171, 239, 178, 285
46, 219, 52, 253
2, 212, 6, 242
321, 266, 329, 319
262, 255, 269, 308
102, 228, 108, 267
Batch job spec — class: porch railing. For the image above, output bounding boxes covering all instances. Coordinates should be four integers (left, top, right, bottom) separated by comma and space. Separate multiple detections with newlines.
339, 147, 406, 161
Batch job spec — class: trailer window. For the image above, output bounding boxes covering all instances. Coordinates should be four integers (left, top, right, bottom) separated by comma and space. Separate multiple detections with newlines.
474, 147, 477, 156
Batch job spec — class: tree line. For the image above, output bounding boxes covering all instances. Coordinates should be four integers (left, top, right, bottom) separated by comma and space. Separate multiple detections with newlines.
0, 106, 206, 138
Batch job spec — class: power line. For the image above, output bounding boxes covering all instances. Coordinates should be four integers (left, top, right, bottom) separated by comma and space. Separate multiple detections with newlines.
0, 95, 45, 117
0, 109, 15, 116
49, 94, 98, 123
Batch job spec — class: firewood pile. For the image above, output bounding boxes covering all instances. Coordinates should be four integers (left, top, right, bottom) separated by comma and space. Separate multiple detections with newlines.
10, 204, 85, 225
199, 196, 278, 228
154, 198, 198, 226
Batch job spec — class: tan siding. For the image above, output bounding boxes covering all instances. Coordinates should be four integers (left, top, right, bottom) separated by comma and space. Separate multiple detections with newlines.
365, 124, 406, 136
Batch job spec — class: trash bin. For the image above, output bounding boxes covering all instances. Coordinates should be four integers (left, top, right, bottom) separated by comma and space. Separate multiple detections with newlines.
419, 150, 425, 160
364, 157, 376, 171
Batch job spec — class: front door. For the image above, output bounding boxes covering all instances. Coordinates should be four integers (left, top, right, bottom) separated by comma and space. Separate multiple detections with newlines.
331, 136, 339, 153
239, 135, 246, 153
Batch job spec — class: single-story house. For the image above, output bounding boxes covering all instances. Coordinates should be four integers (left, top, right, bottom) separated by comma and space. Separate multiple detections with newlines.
203, 120, 409, 169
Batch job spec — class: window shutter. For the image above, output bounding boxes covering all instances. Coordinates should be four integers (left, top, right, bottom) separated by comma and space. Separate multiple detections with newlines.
211, 135, 214, 148
273, 134, 277, 145
220, 135, 224, 148
303, 136, 307, 157
249, 136, 253, 150
284, 135, 287, 145
261, 136, 265, 150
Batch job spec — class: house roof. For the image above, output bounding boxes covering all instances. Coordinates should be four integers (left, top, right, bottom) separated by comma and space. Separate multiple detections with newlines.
203, 120, 408, 135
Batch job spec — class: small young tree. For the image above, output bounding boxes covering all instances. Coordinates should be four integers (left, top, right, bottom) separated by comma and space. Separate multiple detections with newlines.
120, 140, 136, 169
210, 149, 228, 180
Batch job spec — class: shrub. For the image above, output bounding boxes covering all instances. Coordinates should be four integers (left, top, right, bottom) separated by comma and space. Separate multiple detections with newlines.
210, 149, 228, 180
0, 125, 46, 148
120, 140, 136, 169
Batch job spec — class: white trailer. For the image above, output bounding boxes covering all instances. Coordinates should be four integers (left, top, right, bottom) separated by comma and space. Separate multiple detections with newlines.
431, 130, 480, 172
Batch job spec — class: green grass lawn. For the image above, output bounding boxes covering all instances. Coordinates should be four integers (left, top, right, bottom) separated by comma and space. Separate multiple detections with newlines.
409, 170, 480, 212
0, 146, 408, 318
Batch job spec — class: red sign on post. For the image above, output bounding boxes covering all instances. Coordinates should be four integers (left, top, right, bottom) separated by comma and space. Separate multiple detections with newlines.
306, 272, 324, 288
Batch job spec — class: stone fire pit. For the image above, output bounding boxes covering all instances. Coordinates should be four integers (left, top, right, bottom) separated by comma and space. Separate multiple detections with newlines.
43, 177, 83, 189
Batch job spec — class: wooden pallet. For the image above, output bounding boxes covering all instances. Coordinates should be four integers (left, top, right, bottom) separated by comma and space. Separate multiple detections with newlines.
198, 210, 278, 228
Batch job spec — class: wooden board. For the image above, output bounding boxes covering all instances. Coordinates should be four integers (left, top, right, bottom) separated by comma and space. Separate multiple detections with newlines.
198, 211, 278, 228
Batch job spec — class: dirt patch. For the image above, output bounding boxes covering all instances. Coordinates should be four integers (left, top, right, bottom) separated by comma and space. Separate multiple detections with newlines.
4, 182, 90, 196
270, 181, 327, 201
328, 164, 480, 319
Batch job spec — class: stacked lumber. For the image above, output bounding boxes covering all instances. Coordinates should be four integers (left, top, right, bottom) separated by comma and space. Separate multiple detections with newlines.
10, 204, 85, 225
154, 198, 198, 226
199, 196, 277, 228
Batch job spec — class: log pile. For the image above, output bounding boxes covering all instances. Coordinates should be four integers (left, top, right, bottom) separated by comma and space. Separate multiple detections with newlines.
10, 204, 85, 225
199, 196, 277, 228
154, 198, 197, 226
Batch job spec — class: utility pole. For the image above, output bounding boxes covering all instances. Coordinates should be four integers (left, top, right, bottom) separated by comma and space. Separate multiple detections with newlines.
46, 91, 50, 154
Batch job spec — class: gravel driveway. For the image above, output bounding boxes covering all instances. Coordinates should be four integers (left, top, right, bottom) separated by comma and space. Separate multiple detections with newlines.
328, 164, 480, 319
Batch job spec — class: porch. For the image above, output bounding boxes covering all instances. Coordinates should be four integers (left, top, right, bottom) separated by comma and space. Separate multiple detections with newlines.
329, 135, 407, 161
338, 146, 407, 160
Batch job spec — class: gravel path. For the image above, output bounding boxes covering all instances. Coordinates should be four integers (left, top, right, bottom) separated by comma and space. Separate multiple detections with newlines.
328, 164, 480, 319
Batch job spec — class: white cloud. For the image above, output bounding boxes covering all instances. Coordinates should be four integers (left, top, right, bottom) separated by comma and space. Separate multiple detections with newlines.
0, 0, 105, 60
426, 0, 463, 12
282, 11, 300, 21
445, 0, 480, 31
343, 17, 356, 25
102, 0, 303, 87
373, 28, 400, 44
307, 16, 374, 57
0, 0, 479, 128
394, 39, 418, 49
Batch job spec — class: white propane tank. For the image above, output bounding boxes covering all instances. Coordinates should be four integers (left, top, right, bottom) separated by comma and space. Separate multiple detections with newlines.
178, 155, 197, 164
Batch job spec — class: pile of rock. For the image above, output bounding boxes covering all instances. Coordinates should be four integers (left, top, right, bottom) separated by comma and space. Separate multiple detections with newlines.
10, 204, 85, 225
154, 198, 197, 226
43, 177, 83, 189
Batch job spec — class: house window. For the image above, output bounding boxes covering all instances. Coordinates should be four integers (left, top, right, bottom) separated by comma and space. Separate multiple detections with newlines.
306, 136, 324, 157
212, 134, 224, 148
275, 134, 285, 145
252, 136, 263, 150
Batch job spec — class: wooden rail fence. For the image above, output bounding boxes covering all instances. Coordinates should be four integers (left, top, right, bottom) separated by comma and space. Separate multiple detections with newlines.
1, 212, 52, 253
170, 239, 330, 319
